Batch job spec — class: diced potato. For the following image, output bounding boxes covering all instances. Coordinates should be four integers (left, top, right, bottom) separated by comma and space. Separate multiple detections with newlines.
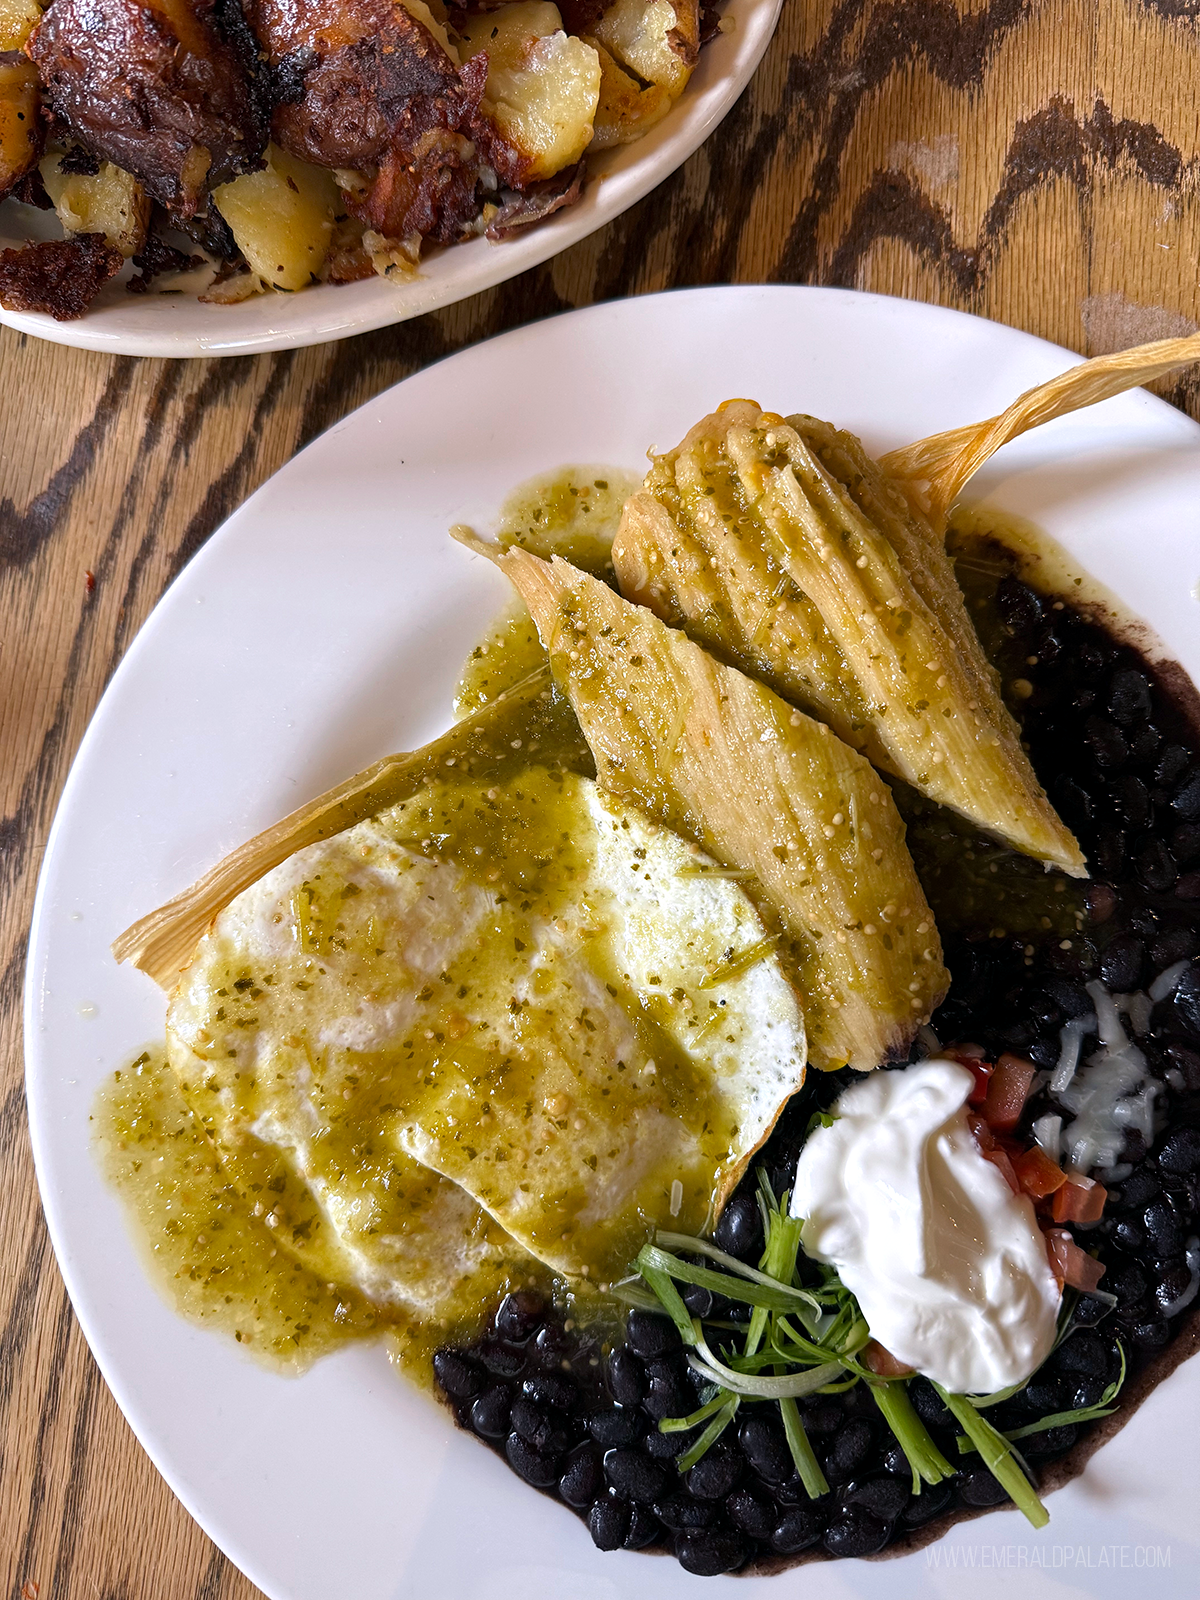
213, 144, 337, 293
591, 0, 698, 99
40, 152, 150, 257
0, 0, 40, 50
586, 38, 672, 150
460, 2, 600, 181
0, 57, 38, 198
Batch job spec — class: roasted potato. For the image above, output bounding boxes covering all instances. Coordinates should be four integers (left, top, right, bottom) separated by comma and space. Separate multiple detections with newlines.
0, 0, 39, 50
459, 2, 600, 181
28, 0, 268, 215
40, 153, 151, 257
591, 0, 699, 99
212, 143, 337, 291
0, 54, 39, 197
585, 36, 671, 150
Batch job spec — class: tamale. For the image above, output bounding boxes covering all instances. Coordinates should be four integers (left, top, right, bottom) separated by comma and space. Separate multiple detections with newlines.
459, 537, 949, 1073
612, 402, 1085, 876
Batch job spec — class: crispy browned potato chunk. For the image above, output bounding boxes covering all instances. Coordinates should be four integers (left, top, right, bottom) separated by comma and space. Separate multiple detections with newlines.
0, 53, 40, 198
28, 0, 268, 215
0, 232, 123, 318
248, 0, 516, 241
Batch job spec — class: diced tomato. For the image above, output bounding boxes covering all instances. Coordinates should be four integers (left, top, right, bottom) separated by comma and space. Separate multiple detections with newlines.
1013, 1145, 1069, 1200
966, 1109, 995, 1151
863, 1340, 915, 1379
982, 1144, 1021, 1195
1051, 1174, 1108, 1225
944, 1044, 993, 1104
983, 1053, 1037, 1131
1044, 1228, 1108, 1293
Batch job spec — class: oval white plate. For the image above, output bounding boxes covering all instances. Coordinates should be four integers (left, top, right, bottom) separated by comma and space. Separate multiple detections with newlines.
0, 2, 779, 358
26, 287, 1200, 1599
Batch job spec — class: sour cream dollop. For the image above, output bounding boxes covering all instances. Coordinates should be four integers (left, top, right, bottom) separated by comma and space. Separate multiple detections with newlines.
791, 1060, 1060, 1394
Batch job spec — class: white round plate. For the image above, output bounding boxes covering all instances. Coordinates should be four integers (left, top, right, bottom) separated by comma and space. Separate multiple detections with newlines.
26, 287, 1200, 1599
0, 2, 778, 358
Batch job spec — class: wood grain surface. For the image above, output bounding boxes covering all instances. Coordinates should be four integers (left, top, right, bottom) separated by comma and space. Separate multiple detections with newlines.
4, 1, 1200, 1595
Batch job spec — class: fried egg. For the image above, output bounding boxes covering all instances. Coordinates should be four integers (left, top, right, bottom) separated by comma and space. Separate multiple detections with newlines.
167, 769, 806, 1298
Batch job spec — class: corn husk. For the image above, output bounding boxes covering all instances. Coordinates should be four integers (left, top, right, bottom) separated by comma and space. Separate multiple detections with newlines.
458, 534, 949, 1073
879, 331, 1200, 534
612, 403, 1085, 875
112, 665, 592, 988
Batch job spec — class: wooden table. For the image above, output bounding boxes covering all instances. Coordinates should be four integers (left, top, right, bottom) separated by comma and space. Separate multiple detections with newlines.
3, 2, 1199, 1594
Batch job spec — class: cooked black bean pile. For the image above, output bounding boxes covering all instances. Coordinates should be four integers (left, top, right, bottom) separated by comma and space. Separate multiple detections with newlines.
435, 565, 1200, 1573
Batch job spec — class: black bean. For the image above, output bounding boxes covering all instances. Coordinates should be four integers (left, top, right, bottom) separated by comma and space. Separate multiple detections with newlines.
1068, 1375, 1109, 1408
587, 1409, 643, 1448
510, 1397, 572, 1456
506, 1431, 562, 1488
1022, 1376, 1063, 1413
738, 1413, 793, 1482
726, 1488, 775, 1540
958, 1469, 1011, 1507
1108, 668, 1152, 726
1105, 1261, 1149, 1305
1155, 1262, 1194, 1313
1086, 716, 1129, 769
607, 1348, 645, 1407
1143, 1201, 1185, 1258
478, 1339, 526, 1380
1114, 1168, 1162, 1211
604, 1447, 667, 1504
559, 1446, 604, 1508
644, 1426, 688, 1460
642, 1374, 693, 1422
494, 1289, 544, 1342
432, 1348, 485, 1399
1172, 963, 1200, 1035
881, 1441, 910, 1477
1159, 1127, 1200, 1175
521, 1372, 578, 1412
1157, 744, 1191, 787
588, 1495, 630, 1550
680, 1282, 714, 1317
1113, 1219, 1145, 1253
532, 1324, 569, 1370
1023, 1424, 1078, 1457
653, 1493, 717, 1532
675, 1530, 747, 1576
844, 1475, 910, 1521
901, 1480, 956, 1526
1172, 824, 1200, 868
1131, 1318, 1170, 1349
1172, 770, 1200, 821
1114, 775, 1152, 829
686, 1443, 744, 1500
624, 1504, 661, 1550
1137, 839, 1178, 893
1100, 935, 1145, 992
1153, 925, 1200, 966
713, 1190, 764, 1263
1177, 872, 1200, 900
825, 1420, 873, 1483
626, 1309, 681, 1359
802, 1398, 846, 1435
1054, 1329, 1110, 1378
470, 1384, 512, 1439
908, 1377, 953, 1430
1073, 1294, 1112, 1326
770, 1505, 828, 1554
823, 1506, 891, 1557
